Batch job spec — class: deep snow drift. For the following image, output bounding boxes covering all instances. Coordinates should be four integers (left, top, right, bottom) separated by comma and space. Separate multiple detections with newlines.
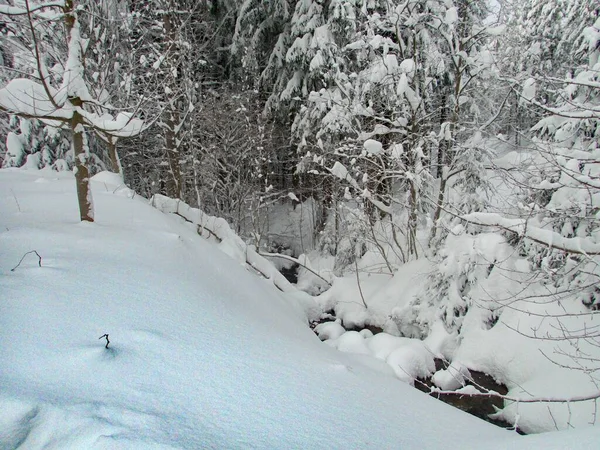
0, 168, 598, 449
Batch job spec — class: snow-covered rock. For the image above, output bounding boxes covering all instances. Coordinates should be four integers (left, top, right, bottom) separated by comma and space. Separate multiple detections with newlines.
432, 362, 471, 391
386, 340, 436, 385
314, 320, 346, 341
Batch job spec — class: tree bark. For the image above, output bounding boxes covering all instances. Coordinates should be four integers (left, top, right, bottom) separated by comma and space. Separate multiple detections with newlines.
64, 1, 94, 222
164, 111, 182, 198
71, 106, 94, 222
107, 137, 122, 175
162, 10, 183, 199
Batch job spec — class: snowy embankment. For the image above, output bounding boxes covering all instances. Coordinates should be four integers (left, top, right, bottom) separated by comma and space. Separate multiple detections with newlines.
0, 169, 597, 449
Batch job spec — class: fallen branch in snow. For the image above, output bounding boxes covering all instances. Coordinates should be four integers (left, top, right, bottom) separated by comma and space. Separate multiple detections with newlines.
173, 211, 222, 242
430, 387, 600, 404
10, 189, 21, 212
11, 250, 42, 271
258, 252, 332, 287
98, 333, 110, 349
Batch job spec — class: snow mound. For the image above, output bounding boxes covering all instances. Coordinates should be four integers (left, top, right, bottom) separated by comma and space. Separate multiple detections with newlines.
386, 340, 436, 385
314, 320, 346, 340
366, 332, 411, 360
326, 330, 371, 355
432, 362, 471, 391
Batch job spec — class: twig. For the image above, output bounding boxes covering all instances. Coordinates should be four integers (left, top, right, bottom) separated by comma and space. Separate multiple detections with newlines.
11, 250, 42, 271
548, 405, 559, 431
355, 257, 368, 309
430, 387, 600, 403
10, 189, 21, 212
258, 252, 332, 287
99, 333, 110, 349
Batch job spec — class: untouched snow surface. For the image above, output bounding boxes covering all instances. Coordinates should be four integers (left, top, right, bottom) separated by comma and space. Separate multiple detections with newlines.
1, 169, 598, 449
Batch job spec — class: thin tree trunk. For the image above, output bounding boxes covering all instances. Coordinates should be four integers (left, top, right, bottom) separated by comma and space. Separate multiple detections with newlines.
162, 11, 182, 199
429, 173, 447, 245
107, 137, 122, 176
71, 107, 94, 222
408, 180, 418, 258
64, 0, 93, 222
164, 111, 182, 198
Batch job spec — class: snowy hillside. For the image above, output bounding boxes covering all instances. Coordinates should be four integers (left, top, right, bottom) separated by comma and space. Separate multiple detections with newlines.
2, 169, 598, 449
0, 169, 507, 449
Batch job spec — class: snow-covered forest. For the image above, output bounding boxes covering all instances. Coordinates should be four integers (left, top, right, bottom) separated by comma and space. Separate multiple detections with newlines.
1, 0, 600, 447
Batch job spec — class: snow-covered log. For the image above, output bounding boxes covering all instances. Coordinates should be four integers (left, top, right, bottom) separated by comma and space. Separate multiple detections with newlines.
150, 194, 297, 294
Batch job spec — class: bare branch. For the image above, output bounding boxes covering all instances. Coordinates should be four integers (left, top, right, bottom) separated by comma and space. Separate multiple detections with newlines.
11, 250, 42, 271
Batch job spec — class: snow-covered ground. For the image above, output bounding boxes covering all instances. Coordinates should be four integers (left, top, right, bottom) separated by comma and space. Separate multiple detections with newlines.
1, 168, 599, 449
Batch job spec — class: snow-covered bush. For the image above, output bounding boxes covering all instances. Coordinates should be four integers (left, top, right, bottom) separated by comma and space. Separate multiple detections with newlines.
393, 228, 514, 338
1, 118, 73, 170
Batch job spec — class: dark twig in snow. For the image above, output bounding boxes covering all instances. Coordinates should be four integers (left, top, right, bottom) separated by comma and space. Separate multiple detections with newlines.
11, 250, 42, 271
99, 334, 110, 349
354, 257, 368, 309
430, 387, 600, 403
258, 252, 332, 287
10, 189, 21, 212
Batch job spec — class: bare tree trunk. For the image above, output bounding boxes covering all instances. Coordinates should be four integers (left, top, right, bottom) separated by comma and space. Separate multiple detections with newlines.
429, 173, 447, 245
162, 10, 183, 199
436, 92, 449, 179
64, 2, 93, 222
71, 105, 94, 222
408, 180, 418, 258
164, 111, 182, 198
107, 137, 122, 175
429, 59, 462, 246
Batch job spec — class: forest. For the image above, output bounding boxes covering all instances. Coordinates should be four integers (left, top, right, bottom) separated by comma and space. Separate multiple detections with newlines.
1, 0, 600, 443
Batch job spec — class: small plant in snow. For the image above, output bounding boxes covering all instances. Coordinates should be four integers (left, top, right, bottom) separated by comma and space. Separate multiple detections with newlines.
99, 333, 110, 349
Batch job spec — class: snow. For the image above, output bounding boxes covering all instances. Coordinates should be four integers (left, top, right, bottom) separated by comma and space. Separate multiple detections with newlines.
314, 320, 346, 340
0, 168, 522, 449
330, 160, 349, 180
432, 362, 471, 391
363, 138, 383, 155
321, 329, 436, 386
309, 207, 600, 435
445, 7, 458, 25
81, 111, 144, 138
399, 58, 416, 74
0, 79, 70, 121
58, 19, 91, 104
486, 25, 506, 36
4, 132, 25, 167
0, 77, 143, 137
325, 330, 371, 355
386, 340, 436, 385
520, 78, 536, 104
463, 212, 600, 255
0, 2, 64, 18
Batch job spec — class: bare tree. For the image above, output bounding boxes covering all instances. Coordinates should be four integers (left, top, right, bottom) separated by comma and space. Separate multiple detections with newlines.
0, 0, 144, 221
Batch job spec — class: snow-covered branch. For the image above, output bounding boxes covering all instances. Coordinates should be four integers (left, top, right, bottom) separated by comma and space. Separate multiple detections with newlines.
462, 212, 600, 256
151, 195, 298, 294
432, 386, 600, 404
0, 2, 64, 17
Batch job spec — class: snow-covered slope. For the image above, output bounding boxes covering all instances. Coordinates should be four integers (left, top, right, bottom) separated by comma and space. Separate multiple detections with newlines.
0, 169, 596, 449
